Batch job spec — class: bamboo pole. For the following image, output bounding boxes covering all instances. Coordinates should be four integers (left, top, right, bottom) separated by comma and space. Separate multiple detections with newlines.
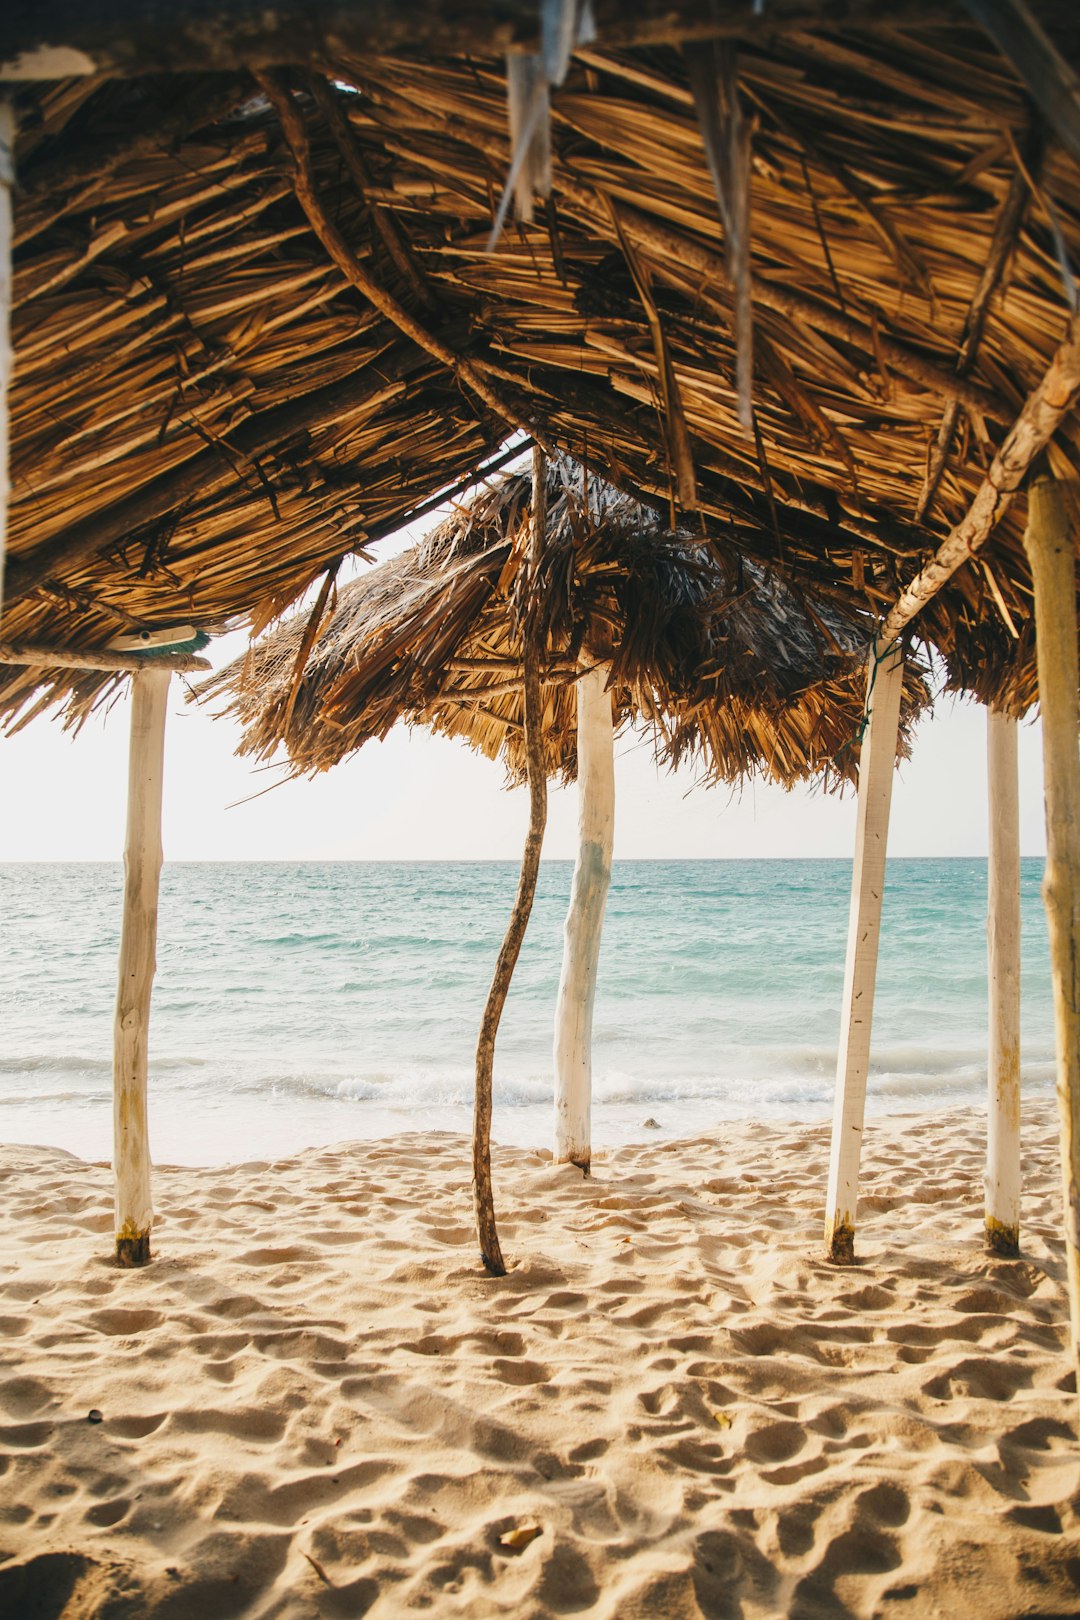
472, 447, 549, 1275
825, 636, 906, 1263
878, 311, 1080, 645
553, 661, 615, 1171
0, 98, 13, 617
986, 705, 1022, 1255
255, 71, 548, 453
113, 668, 170, 1267
0, 641, 210, 673
1023, 474, 1080, 1382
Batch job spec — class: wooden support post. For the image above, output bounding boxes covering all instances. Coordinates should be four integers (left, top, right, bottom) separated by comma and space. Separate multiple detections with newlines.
553, 662, 615, 1171
113, 668, 170, 1267
0, 98, 13, 616
1023, 475, 1080, 1382
825, 637, 906, 1263
471, 447, 549, 1275
986, 705, 1022, 1255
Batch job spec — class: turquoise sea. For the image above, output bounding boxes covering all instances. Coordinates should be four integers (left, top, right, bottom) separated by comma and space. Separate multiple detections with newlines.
0, 859, 1056, 1166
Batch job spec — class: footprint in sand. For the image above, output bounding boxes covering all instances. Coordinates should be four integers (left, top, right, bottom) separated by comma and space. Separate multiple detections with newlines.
568, 1437, 607, 1464
0, 1552, 99, 1617
83, 1498, 131, 1528
0, 1421, 54, 1449
1005, 1503, 1063, 1535
776, 1503, 819, 1557
693, 1528, 779, 1609
922, 1356, 1028, 1402
836, 1283, 895, 1311
85, 1307, 163, 1337
107, 1412, 168, 1439
169, 1406, 288, 1443
0, 1376, 53, 1416
1000, 1414, 1075, 1452
855, 1481, 911, 1527
490, 1358, 551, 1386
793, 1522, 903, 1613
540, 1290, 589, 1312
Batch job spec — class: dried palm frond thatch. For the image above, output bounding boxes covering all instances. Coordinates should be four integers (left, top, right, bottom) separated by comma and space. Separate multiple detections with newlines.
200, 456, 929, 789
3, 7, 1078, 731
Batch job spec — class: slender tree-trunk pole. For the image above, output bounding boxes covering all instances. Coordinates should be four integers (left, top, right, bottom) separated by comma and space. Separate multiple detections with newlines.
553, 661, 615, 1170
1023, 475, 1080, 1384
986, 705, 1022, 1255
472, 448, 549, 1275
113, 668, 170, 1267
0, 99, 14, 614
825, 636, 906, 1263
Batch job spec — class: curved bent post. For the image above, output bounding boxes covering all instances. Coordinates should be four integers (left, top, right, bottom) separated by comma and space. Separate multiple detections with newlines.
986, 705, 1021, 1255
114, 667, 170, 1267
472, 447, 549, 1275
554, 661, 614, 1170
1023, 474, 1080, 1390
824, 636, 905, 1263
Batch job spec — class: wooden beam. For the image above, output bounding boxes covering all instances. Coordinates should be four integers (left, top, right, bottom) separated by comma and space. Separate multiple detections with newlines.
878, 312, 1080, 645
986, 704, 1022, 1255
0, 641, 210, 673
255, 72, 546, 450
113, 667, 170, 1268
438, 667, 578, 701
0, 100, 12, 620
553, 661, 615, 1171
824, 637, 906, 1264
3, 2, 1025, 80
1023, 474, 1080, 1387
308, 75, 434, 312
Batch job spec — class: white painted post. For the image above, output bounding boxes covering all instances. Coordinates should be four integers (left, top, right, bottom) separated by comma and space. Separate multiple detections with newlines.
825, 636, 906, 1262
113, 668, 170, 1267
553, 662, 615, 1171
0, 98, 14, 615
1023, 475, 1080, 1390
986, 705, 1022, 1254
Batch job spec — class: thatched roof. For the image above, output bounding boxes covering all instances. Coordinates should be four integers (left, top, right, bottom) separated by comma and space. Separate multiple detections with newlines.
199, 456, 929, 789
3, 5, 1079, 728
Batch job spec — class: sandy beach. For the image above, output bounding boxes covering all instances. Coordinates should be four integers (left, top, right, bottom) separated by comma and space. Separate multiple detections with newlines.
1, 1098, 1077, 1619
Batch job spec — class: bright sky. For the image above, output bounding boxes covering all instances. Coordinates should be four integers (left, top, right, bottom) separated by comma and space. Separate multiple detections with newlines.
0, 631, 1047, 863
0, 460, 1049, 863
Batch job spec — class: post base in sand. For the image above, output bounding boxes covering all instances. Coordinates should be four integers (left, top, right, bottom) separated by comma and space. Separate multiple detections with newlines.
827, 1223, 856, 1265
116, 1231, 151, 1268
985, 1218, 1020, 1258
555, 1152, 591, 1177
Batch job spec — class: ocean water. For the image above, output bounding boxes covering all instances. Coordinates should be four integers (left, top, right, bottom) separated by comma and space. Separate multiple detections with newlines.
0, 859, 1056, 1166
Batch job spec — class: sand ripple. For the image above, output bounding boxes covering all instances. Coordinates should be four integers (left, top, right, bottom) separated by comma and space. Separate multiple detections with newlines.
0, 1102, 1078, 1617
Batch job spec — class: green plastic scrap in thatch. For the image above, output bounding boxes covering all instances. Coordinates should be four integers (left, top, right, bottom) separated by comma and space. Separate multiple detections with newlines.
107, 626, 211, 658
